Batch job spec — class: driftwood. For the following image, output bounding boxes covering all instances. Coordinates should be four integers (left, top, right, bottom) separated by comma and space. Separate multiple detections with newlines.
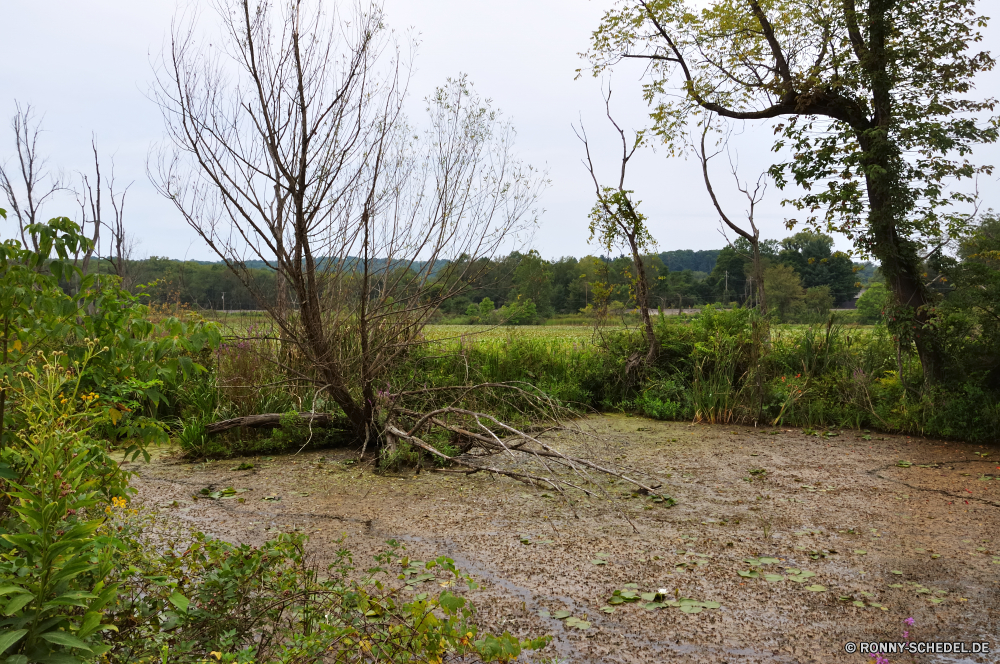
205, 412, 332, 435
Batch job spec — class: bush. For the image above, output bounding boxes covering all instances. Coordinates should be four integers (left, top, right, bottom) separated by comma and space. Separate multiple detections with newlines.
107, 521, 550, 664
0, 346, 130, 663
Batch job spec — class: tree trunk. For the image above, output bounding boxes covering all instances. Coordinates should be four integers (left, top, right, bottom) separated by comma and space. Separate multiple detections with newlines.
204, 411, 332, 434
629, 241, 659, 365
858, 0, 945, 385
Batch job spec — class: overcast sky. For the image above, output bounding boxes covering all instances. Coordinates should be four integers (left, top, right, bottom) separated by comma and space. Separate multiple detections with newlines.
2, 0, 998, 261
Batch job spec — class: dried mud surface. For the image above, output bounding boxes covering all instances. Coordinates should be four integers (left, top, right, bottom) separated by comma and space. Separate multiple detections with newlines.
129, 416, 1000, 663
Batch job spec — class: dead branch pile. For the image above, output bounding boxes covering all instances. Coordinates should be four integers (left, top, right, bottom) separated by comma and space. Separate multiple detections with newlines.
384, 382, 675, 508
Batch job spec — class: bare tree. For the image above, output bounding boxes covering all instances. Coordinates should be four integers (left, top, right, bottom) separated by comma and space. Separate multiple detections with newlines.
0, 103, 62, 251
76, 142, 135, 289
150, 0, 545, 449
148, 0, 675, 503
575, 90, 659, 368
694, 115, 771, 420
694, 117, 767, 312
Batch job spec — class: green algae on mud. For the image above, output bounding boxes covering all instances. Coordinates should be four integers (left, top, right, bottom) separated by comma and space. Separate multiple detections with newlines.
130, 416, 1000, 663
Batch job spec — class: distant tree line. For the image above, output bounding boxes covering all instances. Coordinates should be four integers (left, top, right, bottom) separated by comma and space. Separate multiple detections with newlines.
104, 229, 874, 319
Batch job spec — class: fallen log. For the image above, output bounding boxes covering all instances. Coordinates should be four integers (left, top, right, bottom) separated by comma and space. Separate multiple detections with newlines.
205, 412, 332, 435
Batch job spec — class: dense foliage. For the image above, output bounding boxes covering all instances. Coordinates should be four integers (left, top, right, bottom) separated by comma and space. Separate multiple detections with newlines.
0, 215, 550, 663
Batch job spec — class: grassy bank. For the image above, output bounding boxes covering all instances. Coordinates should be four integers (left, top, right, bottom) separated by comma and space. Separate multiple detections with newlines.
410, 311, 1000, 444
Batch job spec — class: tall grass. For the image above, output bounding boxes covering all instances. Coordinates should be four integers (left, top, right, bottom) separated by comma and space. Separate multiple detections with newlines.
188, 308, 1000, 455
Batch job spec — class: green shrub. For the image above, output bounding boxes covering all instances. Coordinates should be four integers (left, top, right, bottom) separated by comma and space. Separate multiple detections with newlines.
0, 346, 129, 663
107, 521, 550, 664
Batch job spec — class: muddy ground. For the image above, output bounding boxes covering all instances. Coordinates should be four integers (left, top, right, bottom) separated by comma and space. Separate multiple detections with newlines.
129, 416, 1000, 663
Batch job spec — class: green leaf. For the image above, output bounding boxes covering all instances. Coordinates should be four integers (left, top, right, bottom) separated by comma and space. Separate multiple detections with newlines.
77, 613, 102, 639
763, 574, 784, 582
0, 588, 28, 598
168, 592, 189, 614
737, 570, 759, 578
39, 632, 92, 652
552, 610, 571, 620
3, 594, 33, 616
0, 630, 27, 654
438, 592, 465, 614
679, 604, 702, 614
804, 585, 827, 592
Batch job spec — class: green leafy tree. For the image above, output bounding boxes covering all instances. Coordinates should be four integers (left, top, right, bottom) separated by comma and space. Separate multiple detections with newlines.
778, 231, 860, 304
579, 107, 660, 363
586, 0, 997, 382
511, 250, 553, 318
803, 285, 835, 315
764, 264, 805, 320
856, 282, 890, 324
938, 213, 1000, 383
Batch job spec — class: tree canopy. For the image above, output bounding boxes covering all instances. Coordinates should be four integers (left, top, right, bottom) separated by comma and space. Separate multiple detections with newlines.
585, 0, 997, 381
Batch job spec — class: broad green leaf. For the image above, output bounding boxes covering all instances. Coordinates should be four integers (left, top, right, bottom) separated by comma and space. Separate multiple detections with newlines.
0, 588, 29, 598
77, 612, 102, 639
0, 629, 27, 654
3, 594, 33, 616
39, 632, 92, 652
168, 592, 189, 614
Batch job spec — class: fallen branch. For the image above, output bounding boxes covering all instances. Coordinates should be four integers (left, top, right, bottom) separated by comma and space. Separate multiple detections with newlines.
205, 412, 333, 435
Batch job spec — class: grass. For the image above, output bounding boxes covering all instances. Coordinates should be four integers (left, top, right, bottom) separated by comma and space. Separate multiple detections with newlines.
177, 308, 1000, 449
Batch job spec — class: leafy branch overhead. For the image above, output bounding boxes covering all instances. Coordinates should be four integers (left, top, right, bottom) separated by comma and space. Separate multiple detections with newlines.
584, 0, 997, 383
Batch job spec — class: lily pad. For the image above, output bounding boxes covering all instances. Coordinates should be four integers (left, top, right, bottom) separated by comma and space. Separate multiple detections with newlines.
759, 557, 780, 565
764, 574, 784, 582
891, 570, 903, 575
804, 584, 827, 592
552, 610, 572, 620
853, 600, 865, 607
738, 570, 759, 578
854, 550, 867, 555
680, 604, 703, 614
599, 606, 615, 613
592, 559, 608, 566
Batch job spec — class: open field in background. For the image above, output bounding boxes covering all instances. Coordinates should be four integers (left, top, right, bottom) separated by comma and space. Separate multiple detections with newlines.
424, 324, 603, 345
